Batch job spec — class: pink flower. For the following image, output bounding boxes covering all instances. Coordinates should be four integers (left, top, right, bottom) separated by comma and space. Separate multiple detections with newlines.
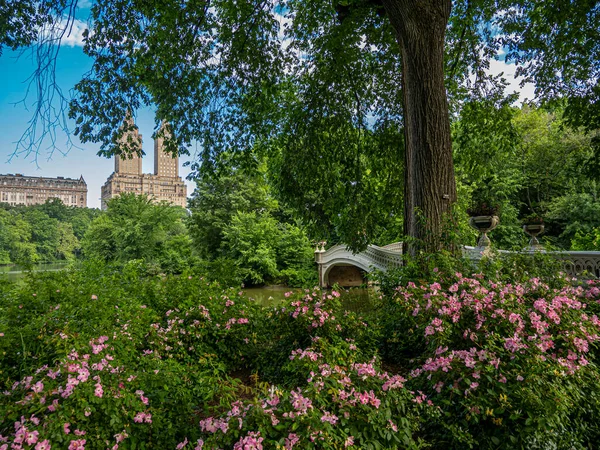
233, 432, 263, 450
114, 431, 128, 443
290, 390, 313, 414
195, 439, 204, 450
25, 431, 39, 445
68, 439, 86, 450
176, 438, 188, 449
344, 436, 355, 447
35, 440, 51, 450
133, 412, 152, 424
94, 383, 103, 398
91, 295, 98, 300
64, 423, 71, 434
285, 433, 299, 449
320, 411, 338, 425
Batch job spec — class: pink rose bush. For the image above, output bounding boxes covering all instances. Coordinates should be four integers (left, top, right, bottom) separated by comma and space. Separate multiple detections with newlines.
390, 275, 600, 448
196, 339, 425, 449
2, 262, 600, 449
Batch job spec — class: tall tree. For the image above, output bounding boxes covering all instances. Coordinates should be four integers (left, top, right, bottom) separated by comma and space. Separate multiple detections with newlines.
381, 0, 456, 248
4, 0, 599, 251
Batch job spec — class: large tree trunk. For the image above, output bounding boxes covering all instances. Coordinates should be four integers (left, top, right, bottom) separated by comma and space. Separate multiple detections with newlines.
382, 0, 457, 253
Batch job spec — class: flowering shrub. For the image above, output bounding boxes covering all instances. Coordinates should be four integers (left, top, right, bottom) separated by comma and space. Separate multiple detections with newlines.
197, 339, 426, 449
2, 262, 600, 449
0, 264, 254, 448
253, 288, 379, 384
392, 275, 600, 448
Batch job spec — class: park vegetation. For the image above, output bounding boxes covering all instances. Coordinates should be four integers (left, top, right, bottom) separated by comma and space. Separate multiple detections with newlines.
0, 200, 100, 265
2, 1, 600, 446
4, 0, 598, 251
2, 254, 600, 449
2, 104, 599, 273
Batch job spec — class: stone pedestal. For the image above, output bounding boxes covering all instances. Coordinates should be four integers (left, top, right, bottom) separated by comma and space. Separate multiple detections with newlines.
469, 215, 499, 250
523, 224, 545, 251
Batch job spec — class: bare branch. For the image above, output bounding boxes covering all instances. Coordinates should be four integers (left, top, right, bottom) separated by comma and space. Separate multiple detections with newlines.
7, 0, 83, 166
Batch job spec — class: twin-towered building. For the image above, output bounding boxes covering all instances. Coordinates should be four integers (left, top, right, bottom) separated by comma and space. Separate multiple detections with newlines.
1, 119, 187, 210
100, 120, 187, 210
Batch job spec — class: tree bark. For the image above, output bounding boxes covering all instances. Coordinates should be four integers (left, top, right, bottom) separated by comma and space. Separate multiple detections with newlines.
382, 0, 457, 253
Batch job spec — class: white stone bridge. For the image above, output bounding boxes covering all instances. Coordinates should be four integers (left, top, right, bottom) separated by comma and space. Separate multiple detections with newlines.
314, 242, 403, 287
316, 242, 600, 287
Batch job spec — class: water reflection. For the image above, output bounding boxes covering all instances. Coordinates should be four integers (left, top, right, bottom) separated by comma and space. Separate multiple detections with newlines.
0, 263, 69, 282
243, 285, 291, 307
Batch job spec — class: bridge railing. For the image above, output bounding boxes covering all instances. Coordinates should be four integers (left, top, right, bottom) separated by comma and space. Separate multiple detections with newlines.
463, 247, 600, 279
316, 240, 600, 287
315, 242, 403, 287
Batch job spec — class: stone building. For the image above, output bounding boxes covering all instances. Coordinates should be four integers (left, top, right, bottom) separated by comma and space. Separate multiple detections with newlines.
0, 173, 87, 207
100, 121, 187, 210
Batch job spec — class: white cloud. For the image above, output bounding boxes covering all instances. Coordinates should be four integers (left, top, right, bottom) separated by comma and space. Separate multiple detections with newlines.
487, 56, 536, 103
58, 17, 89, 47
38, 17, 89, 47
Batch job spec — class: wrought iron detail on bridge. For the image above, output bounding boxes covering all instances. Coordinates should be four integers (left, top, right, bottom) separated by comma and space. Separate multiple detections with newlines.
316, 242, 600, 287
314, 242, 403, 287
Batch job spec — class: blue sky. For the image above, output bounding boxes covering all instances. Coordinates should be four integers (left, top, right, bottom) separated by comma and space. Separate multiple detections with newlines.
0, 31, 197, 209
0, 11, 534, 209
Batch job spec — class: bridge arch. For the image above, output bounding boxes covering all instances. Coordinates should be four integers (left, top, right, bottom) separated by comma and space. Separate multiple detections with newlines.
322, 260, 371, 288
315, 243, 403, 287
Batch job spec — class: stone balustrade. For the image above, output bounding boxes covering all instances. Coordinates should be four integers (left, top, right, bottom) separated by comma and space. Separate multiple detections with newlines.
316, 236, 600, 287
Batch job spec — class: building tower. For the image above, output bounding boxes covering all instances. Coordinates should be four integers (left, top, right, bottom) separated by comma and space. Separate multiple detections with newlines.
115, 115, 143, 175
153, 122, 179, 178
101, 115, 187, 210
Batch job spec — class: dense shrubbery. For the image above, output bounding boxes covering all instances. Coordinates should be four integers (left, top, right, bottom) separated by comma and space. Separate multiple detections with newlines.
187, 155, 316, 287
383, 273, 600, 448
2, 260, 600, 449
81, 194, 193, 274
0, 199, 100, 265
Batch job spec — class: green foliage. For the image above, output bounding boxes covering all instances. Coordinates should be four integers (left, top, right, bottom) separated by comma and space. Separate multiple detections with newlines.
453, 104, 600, 250
2, 258, 600, 449
187, 157, 277, 260
377, 267, 600, 449
222, 212, 280, 285
0, 262, 249, 448
0, 199, 98, 265
572, 227, 600, 251
82, 194, 191, 272
188, 156, 316, 287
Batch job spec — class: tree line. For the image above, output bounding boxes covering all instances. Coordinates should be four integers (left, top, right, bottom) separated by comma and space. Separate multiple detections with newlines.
3, 0, 598, 253
0, 199, 100, 265
2, 103, 599, 279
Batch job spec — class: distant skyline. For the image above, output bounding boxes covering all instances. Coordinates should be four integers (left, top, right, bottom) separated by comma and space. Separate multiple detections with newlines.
0, 11, 535, 209
0, 45, 197, 209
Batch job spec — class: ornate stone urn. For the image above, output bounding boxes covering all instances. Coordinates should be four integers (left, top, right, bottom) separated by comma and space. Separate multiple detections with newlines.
523, 223, 545, 250
469, 215, 500, 248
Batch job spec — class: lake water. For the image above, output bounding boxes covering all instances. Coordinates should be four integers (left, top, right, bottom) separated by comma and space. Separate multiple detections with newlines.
0, 262, 69, 282
244, 285, 379, 311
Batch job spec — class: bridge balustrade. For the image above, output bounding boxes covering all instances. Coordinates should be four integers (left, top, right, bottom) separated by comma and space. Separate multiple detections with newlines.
316, 241, 600, 287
